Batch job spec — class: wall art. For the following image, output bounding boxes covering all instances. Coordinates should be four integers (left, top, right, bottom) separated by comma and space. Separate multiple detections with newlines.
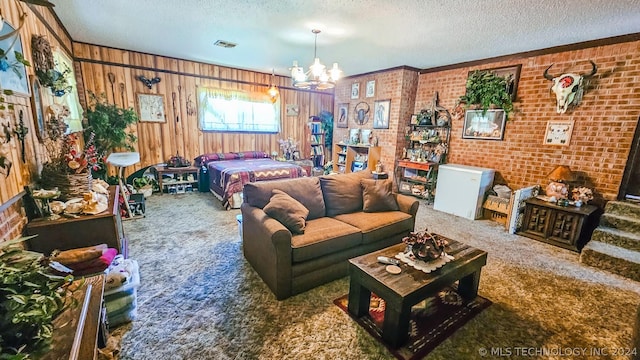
137, 93, 166, 122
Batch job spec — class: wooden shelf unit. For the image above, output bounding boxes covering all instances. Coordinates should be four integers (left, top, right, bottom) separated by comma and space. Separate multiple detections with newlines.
309, 118, 325, 169
332, 144, 381, 174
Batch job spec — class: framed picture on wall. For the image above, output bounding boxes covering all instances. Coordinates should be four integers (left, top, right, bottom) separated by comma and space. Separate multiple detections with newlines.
462, 109, 506, 140
365, 80, 375, 98
337, 103, 348, 128
373, 99, 391, 129
29, 75, 45, 142
0, 21, 30, 97
286, 104, 299, 116
351, 83, 360, 99
137, 93, 166, 122
543, 120, 574, 146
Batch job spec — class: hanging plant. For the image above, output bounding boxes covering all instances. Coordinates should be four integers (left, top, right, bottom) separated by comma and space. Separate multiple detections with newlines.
458, 70, 513, 117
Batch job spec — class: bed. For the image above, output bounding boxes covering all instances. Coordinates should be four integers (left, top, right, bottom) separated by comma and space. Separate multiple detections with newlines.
195, 152, 306, 209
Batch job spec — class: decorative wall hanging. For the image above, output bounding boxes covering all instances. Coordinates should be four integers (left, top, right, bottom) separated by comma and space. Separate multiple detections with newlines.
543, 60, 597, 114
286, 104, 299, 116
28, 75, 45, 142
351, 83, 360, 99
137, 75, 161, 89
0, 21, 30, 96
366, 80, 375, 98
462, 109, 506, 140
13, 110, 28, 162
31, 35, 55, 87
337, 103, 348, 128
483, 64, 522, 102
543, 120, 574, 146
373, 99, 390, 129
137, 93, 166, 122
354, 102, 369, 125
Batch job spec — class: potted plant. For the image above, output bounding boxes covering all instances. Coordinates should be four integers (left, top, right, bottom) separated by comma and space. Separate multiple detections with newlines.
132, 176, 155, 197
0, 237, 76, 358
83, 92, 139, 180
458, 70, 514, 117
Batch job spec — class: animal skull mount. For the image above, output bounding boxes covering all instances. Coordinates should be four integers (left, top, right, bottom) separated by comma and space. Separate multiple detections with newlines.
543, 60, 597, 114
137, 75, 161, 89
354, 102, 370, 125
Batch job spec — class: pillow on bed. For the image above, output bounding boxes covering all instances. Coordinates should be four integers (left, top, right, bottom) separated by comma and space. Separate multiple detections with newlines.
263, 189, 309, 234
234, 151, 269, 159
193, 152, 240, 167
361, 179, 399, 212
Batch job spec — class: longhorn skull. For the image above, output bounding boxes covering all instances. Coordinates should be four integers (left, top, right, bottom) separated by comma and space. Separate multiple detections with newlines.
543, 60, 597, 114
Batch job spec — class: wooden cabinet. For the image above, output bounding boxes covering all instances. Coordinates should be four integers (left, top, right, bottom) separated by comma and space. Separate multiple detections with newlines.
25, 186, 128, 257
332, 144, 381, 174
517, 198, 601, 252
37, 275, 106, 360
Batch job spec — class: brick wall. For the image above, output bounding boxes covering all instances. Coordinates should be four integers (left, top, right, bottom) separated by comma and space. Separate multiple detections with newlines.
0, 201, 27, 243
415, 40, 640, 201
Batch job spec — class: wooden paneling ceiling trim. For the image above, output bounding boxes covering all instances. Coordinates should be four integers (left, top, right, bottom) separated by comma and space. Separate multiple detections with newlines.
75, 57, 334, 96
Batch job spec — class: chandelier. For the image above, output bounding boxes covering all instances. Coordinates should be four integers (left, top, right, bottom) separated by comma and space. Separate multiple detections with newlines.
290, 29, 341, 90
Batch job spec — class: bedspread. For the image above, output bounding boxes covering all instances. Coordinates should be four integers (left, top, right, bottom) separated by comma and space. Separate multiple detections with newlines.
208, 158, 305, 209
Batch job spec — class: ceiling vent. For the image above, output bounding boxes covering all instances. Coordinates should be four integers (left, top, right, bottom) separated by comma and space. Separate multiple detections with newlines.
214, 40, 237, 48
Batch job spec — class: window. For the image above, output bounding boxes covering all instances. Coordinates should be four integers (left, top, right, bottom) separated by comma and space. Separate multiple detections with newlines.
53, 48, 83, 133
197, 87, 280, 133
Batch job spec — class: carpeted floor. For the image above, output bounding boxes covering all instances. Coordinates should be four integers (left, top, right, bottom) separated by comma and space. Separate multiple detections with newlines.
112, 192, 640, 360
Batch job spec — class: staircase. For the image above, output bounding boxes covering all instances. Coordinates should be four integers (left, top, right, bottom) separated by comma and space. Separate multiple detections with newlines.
580, 200, 640, 282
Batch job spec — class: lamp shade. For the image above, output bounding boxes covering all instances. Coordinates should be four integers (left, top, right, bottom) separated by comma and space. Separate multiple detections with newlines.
547, 165, 575, 182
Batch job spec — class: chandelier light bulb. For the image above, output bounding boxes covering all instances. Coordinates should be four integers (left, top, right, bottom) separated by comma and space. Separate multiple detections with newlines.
329, 63, 342, 81
310, 58, 325, 77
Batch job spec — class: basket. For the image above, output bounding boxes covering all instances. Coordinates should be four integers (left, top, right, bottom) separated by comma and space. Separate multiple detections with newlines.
40, 167, 92, 200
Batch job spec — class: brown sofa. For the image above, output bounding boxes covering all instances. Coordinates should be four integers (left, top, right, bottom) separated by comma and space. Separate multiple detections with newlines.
240, 170, 420, 300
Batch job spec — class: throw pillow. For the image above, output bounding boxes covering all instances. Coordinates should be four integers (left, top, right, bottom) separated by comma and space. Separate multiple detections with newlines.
263, 189, 309, 234
361, 179, 399, 212
320, 173, 366, 216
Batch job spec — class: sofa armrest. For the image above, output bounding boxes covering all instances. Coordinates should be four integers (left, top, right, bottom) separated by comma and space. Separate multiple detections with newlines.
395, 193, 420, 229
240, 203, 294, 300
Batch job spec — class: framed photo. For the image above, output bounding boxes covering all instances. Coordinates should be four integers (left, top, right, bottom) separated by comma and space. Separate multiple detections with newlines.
410, 114, 418, 125
337, 103, 348, 128
351, 83, 360, 99
474, 64, 522, 102
462, 109, 506, 140
29, 75, 45, 142
365, 80, 375, 98
373, 99, 391, 129
286, 104, 299, 116
544, 120, 574, 146
0, 21, 30, 96
137, 93, 166, 122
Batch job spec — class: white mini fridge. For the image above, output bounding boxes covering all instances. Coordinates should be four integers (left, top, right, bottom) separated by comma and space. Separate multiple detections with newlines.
433, 164, 495, 220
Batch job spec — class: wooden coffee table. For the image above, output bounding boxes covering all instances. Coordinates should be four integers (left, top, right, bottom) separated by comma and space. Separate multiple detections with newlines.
347, 237, 487, 348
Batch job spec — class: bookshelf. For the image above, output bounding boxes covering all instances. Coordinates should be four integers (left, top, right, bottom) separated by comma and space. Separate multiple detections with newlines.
309, 118, 324, 169
332, 144, 381, 174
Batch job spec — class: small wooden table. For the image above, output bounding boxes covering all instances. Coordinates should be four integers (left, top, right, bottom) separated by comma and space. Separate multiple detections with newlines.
347, 238, 487, 348
155, 166, 200, 195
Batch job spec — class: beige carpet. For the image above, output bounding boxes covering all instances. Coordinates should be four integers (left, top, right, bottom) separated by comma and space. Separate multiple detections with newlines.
111, 192, 640, 360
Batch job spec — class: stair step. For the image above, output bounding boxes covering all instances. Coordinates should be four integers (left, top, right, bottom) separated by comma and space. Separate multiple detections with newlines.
591, 227, 640, 252
580, 241, 640, 282
605, 200, 640, 218
600, 213, 640, 237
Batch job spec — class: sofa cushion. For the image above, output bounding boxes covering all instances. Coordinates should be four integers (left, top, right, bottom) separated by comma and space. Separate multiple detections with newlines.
291, 217, 362, 263
243, 177, 326, 219
320, 170, 372, 217
334, 211, 413, 245
263, 189, 309, 234
361, 179, 399, 212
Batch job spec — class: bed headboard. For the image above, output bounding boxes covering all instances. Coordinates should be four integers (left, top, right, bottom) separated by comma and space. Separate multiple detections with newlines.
194, 151, 269, 167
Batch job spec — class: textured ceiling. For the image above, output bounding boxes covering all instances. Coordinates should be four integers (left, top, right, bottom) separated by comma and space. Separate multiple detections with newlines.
51, 0, 640, 77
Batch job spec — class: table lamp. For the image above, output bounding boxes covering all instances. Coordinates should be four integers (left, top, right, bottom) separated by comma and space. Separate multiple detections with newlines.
546, 165, 574, 201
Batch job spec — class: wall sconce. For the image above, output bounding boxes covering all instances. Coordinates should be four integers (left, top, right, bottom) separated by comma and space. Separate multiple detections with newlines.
267, 69, 279, 104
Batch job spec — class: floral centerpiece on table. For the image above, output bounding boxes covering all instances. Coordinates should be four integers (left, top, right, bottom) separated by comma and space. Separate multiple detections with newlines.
278, 137, 298, 160
572, 186, 594, 204
402, 228, 448, 261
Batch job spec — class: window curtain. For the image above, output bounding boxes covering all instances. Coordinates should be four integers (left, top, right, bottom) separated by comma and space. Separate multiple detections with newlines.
197, 86, 280, 133
53, 49, 83, 133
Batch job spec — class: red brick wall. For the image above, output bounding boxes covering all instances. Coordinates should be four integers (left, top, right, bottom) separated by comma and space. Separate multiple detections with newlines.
415, 40, 640, 201
334, 68, 419, 173
0, 201, 27, 243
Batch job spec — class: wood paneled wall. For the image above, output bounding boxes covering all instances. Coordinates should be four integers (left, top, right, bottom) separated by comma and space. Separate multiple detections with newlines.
73, 43, 334, 176
0, 0, 72, 241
